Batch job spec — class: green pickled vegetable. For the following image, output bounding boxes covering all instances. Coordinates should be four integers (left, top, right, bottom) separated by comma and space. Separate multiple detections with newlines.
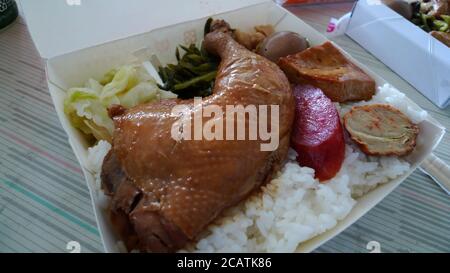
174, 71, 217, 90
411, 11, 450, 33
433, 20, 449, 32
175, 47, 181, 61
441, 15, 450, 30
157, 19, 221, 99
158, 44, 218, 98
420, 13, 433, 32
204, 17, 213, 36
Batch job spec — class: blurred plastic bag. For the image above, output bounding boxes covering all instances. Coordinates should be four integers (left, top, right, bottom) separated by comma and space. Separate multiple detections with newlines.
277, 0, 355, 5
326, 12, 352, 37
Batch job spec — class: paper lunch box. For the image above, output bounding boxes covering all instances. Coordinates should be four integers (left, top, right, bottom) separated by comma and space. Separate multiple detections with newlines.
347, 0, 450, 109
22, 0, 445, 252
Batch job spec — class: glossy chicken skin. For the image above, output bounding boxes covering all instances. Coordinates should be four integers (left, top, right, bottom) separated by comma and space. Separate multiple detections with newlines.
101, 31, 295, 252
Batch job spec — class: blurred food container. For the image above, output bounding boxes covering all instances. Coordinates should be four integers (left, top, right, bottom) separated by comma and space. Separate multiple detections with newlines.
346, 0, 450, 109
0, 0, 18, 30
279, 0, 355, 4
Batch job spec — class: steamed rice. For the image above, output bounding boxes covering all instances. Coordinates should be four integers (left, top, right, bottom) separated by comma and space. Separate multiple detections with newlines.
87, 84, 426, 252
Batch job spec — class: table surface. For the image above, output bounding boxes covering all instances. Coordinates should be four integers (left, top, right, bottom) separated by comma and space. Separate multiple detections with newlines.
0, 2, 449, 253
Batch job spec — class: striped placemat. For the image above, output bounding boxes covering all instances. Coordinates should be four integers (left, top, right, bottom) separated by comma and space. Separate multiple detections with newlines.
0, 16, 103, 253
0, 4, 449, 253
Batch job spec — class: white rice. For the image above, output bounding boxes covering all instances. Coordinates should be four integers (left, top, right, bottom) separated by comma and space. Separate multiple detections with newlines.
337, 84, 428, 124
87, 84, 426, 252
85, 140, 112, 209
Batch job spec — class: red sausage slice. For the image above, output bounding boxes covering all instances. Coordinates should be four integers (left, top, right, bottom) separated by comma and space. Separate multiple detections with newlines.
291, 85, 345, 182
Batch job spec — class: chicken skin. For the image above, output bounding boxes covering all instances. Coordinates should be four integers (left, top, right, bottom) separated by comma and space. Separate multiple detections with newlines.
101, 30, 295, 252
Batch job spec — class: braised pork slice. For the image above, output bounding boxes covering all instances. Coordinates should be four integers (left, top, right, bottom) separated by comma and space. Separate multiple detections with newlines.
278, 41, 376, 102
101, 30, 295, 252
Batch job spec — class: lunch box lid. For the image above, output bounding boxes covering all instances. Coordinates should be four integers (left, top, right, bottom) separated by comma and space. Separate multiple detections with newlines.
20, 0, 268, 60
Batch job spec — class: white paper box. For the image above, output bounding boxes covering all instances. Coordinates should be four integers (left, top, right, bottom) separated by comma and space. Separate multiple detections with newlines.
347, 0, 450, 109
22, 0, 445, 252
19, 0, 267, 59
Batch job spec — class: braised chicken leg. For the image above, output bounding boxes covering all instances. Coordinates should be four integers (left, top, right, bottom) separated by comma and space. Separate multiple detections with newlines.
101, 30, 295, 252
